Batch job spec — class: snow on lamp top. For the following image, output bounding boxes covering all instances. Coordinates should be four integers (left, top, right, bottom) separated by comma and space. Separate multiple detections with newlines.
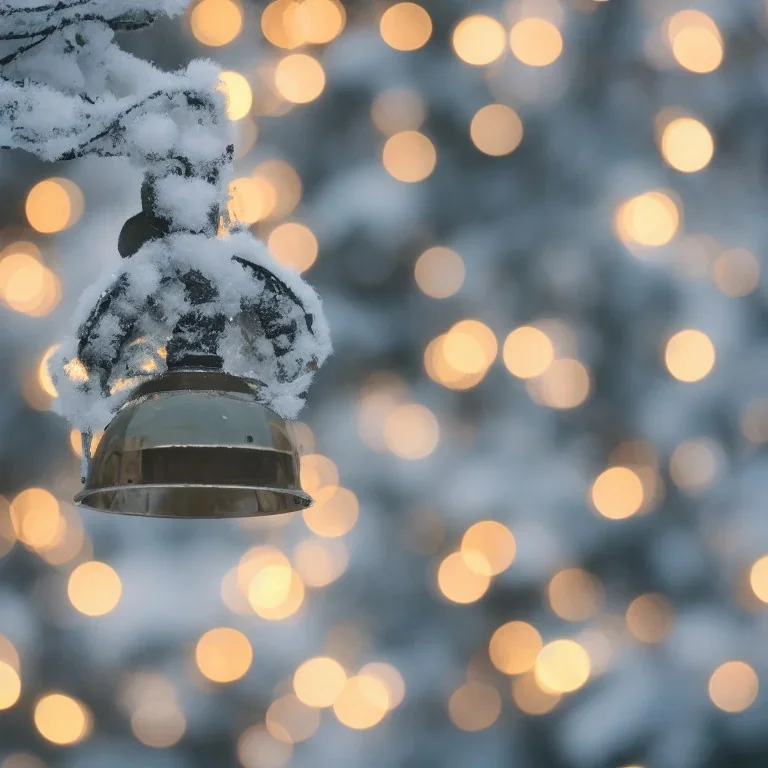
0, 0, 331, 432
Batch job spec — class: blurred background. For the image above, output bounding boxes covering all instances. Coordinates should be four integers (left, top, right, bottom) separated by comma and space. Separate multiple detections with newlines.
2, 0, 768, 766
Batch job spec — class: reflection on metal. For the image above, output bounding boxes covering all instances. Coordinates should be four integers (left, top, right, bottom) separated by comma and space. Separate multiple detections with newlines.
75, 370, 311, 518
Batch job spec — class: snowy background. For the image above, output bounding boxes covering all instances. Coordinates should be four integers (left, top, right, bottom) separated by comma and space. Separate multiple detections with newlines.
2, 1, 768, 767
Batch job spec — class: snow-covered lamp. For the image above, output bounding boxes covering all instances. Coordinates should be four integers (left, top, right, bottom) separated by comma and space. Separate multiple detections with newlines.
0, 2, 331, 517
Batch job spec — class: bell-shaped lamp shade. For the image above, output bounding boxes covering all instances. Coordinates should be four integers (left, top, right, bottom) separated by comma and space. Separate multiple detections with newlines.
75, 370, 312, 518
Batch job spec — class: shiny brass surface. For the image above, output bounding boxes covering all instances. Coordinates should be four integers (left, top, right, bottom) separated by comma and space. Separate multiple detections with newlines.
75, 369, 312, 518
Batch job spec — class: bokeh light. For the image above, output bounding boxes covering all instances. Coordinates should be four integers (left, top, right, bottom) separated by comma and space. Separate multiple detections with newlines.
547, 568, 603, 622
708, 661, 758, 713
448, 681, 501, 731
190, 0, 243, 46
268, 222, 318, 273
228, 177, 276, 224
437, 551, 491, 604
616, 191, 680, 247
0, 661, 21, 710
238, 723, 293, 768
293, 656, 347, 708
302, 486, 359, 537
293, 538, 348, 587
509, 18, 563, 67
452, 15, 506, 66
195, 627, 253, 683
384, 403, 439, 459
266, 695, 320, 743
371, 88, 426, 135
10, 488, 60, 550
590, 466, 644, 520
274, 54, 325, 104
712, 248, 760, 297
380, 3, 432, 51
0, 248, 61, 316
667, 10, 723, 74
660, 117, 714, 173
626, 594, 674, 643
669, 438, 720, 492
534, 639, 591, 693
382, 130, 437, 183
664, 330, 716, 382
470, 104, 523, 156
414, 246, 464, 298
34, 693, 91, 745
254, 158, 302, 219
25, 178, 83, 233
461, 521, 516, 576
218, 71, 252, 120
489, 621, 542, 675
528, 358, 590, 409
333, 675, 390, 729
299, 453, 338, 496
67, 561, 122, 617
512, 671, 561, 715
750, 555, 768, 604
129, 678, 186, 749
503, 326, 554, 379
358, 663, 405, 709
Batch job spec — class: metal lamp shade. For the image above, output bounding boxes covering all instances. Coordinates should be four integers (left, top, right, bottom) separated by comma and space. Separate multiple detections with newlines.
74, 370, 312, 518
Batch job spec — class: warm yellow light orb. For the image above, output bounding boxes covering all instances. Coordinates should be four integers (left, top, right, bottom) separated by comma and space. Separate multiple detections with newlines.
503, 326, 554, 379
10, 488, 60, 550
437, 552, 490, 604
333, 675, 390, 729
626, 593, 674, 644
67, 561, 122, 617
34, 693, 91, 745
749, 555, 768, 604
461, 521, 516, 576
293, 656, 347, 708
470, 104, 523, 156
190, 0, 243, 46
268, 223, 318, 273
668, 10, 723, 74
302, 486, 359, 537
616, 191, 680, 247
590, 466, 644, 520
509, 18, 563, 67
382, 130, 437, 183
0, 661, 21, 710
712, 248, 760, 297
448, 681, 501, 731
195, 627, 253, 683
660, 117, 714, 173
380, 3, 432, 51
414, 246, 464, 298
534, 639, 591, 694
664, 329, 716, 382
708, 661, 758, 713
25, 178, 82, 233
488, 621, 542, 675
547, 568, 603, 622
452, 15, 506, 66
384, 403, 439, 459
274, 54, 326, 104
218, 71, 253, 120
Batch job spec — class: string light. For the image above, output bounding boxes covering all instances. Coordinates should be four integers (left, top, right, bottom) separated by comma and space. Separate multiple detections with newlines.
0, 248, 61, 316
274, 54, 326, 104
218, 71, 253, 120
488, 621, 542, 675
534, 639, 591, 693
669, 438, 720, 492
238, 724, 293, 768
266, 695, 320, 743
547, 568, 603, 622
382, 130, 437, 183
34, 693, 91, 745
590, 466, 644, 520
503, 326, 554, 379
708, 661, 758, 713
384, 403, 439, 459
333, 674, 390, 729
528, 358, 590, 409
302, 486, 359, 537
190, 0, 243, 46
448, 681, 501, 731
452, 15, 506, 66
660, 117, 714, 173
616, 191, 680, 247
67, 561, 122, 616
292, 538, 348, 587
470, 105, 524, 156
371, 88, 426, 135
437, 552, 491, 604
10, 488, 61, 550
195, 628, 253, 683
509, 18, 563, 67
712, 248, 760, 297
667, 10, 723, 74
293, 656, 347, 707
750, 555, 768, 604
25, 178, 83, 233
664, 330, 716, 382
461, 521, 516, 576
512, 671, 561, 715
626, 594, 674, 643
0, 662, 21, 710
268, 223, 318, 273
380, 3, 432, 52
414, 246, 464, 298
358, 663, 405, 709
293, 0, 345, 44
